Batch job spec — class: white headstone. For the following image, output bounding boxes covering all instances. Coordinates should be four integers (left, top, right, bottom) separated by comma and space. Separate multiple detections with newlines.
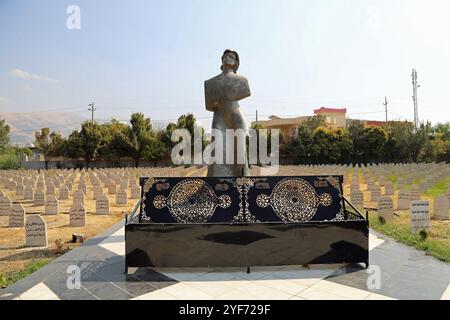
410, 185, 421, 201
116, 189, 128, 205
370, 188, 381, 202
25, 215, 48, 247
108, 183, 117, 195
70, 203, 86, 227
44, 195, 59, 215
410, 200, 430, 234
384, 182, 394, 196
96, 195, 110, 215
350, 189, 364, 208
24, 186, 34, 200
397, 189, 410, 210
73, 189, 85, 206
433, 196, 449, 220
16, 185, 24, 197
0, 195, 11, 216
33, 190, 45, 206
59, 186, 69, 200
9, 204, 25, 227
130, 183, 140, 199
378, 196, 394, 222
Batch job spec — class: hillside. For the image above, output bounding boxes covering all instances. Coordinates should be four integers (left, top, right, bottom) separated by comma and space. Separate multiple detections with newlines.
0, 112, 88, 145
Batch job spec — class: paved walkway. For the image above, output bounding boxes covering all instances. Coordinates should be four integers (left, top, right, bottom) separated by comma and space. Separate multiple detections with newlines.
1, 220, 449, 300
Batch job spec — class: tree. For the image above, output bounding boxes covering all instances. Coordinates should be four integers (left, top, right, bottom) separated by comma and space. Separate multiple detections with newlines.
116, 113, 154, 167
78, 121, 103, 168
63, 130, 83, 167
309, 127, 353, 164
142, 136, 166, 166
34, 128, 52, 169
358, 127, 388, 164
0, 119, 10, 150
383, 121, 415, 163
286, 115, 326, 164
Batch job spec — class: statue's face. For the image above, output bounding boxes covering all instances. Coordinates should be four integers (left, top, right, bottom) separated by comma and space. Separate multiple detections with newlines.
222, 52, 237, 70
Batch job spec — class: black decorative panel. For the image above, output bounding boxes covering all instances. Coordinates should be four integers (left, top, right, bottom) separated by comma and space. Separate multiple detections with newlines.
140, 177, 241, 223
247, 176, 344, 222
139, 175, 345, 223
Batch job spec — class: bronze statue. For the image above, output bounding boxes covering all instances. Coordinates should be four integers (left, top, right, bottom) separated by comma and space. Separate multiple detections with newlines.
204, 49, 251, 177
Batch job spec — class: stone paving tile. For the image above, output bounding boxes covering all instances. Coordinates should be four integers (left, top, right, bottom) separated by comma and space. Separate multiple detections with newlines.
16, 283, 60, 300
297, 287, 349, 300
440, 284, 450, 300
255, 279, 309, 296
132, 289, 179, 300
81, 281, 133, 300
161, 283, 215, 300
308, 280, 372, 300
183, 281, 239, 298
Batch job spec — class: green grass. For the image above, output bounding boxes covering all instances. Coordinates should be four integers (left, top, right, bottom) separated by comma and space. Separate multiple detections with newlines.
369, 213, 450, 263
0, 258, 51, 288
425, 176, 450, 196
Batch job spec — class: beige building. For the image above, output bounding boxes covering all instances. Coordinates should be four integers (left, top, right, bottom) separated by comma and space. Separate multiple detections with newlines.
252, 107, 348, 140
313, 107, 347, 128
252, 115, 310, 140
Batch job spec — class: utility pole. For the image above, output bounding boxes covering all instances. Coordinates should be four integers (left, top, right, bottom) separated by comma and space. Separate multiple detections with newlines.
383, 96, 388, 123
411, 69, 419, 130
255, 109, 258, 124
88, 102, 96, 123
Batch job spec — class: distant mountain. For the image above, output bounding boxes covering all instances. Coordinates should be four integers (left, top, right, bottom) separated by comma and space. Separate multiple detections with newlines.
0, 112, 88, 146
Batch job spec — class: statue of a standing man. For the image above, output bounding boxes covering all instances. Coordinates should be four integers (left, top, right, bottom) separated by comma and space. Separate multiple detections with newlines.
204, 49, 251, 177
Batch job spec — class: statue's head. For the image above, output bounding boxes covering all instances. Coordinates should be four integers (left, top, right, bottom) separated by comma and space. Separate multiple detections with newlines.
221, 49, 239, 73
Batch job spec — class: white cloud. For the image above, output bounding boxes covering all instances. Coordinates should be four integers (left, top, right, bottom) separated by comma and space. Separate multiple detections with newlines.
0, 96, 9, 104
9, 68, 58, 83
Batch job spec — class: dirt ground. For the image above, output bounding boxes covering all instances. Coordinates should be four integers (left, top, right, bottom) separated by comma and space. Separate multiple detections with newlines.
0, 184, 136, 275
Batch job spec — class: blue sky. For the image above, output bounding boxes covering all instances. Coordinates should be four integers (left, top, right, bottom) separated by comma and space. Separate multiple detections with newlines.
1, 0, 450, 132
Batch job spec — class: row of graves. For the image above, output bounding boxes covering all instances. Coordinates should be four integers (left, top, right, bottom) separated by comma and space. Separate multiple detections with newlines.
258, 163, 450, 234
0, 166, 206, 248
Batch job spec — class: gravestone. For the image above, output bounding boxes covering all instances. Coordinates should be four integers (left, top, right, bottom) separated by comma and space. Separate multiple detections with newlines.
78, 182, 87, 195
93, 185, 103, 200
130, 183, 140, 199
378, 196, 394, 222
25, 215, 48, 247
370, 187, 381, 202
397, 189, 410, 210
433, 196, 449, 220
16, 184, 24, 197
96, 195, 110, 215
446, 187, 450, 204
73, 189, 85, 206
108, 183, 117, 195
0, 196, 11, 216
46, 183, 55, 196
410, 185, 421, 201
410, 200, 430, 234
59, 186, 69, 200
33, 190, 45, 206
116, 189, 128, 205
23, 186, 34, 200
384, 182, 394, 196
70, 203, 86, 227
9, 204, 25, 227
350, 189, 364, 208
44, 195, 59, 215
